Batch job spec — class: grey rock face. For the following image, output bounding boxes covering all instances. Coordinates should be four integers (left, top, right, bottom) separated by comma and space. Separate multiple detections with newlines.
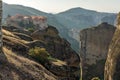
80, 23, 116, 80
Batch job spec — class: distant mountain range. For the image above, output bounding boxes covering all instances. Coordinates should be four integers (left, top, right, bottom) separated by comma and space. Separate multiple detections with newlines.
2, 3, 117, 53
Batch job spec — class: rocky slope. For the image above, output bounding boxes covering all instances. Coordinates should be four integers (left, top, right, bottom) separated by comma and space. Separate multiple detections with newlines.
0, 47, 57, 80
80, 22, 116, 80
3, 24, 80, 79
104, 13, 120, 80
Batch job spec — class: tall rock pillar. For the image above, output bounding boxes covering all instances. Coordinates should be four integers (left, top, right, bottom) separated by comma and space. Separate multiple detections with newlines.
104, 13, 120, 80
0, 0, 2, 52
80, 23, 115, 80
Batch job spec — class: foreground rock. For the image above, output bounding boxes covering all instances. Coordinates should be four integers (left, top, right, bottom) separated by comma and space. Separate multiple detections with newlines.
0, 47, 57, 80
80, 22, 116, 80
0, 0, 2, 52
104, 13, 120, 80
3, 25, 80, 80
31, 26, 79, 66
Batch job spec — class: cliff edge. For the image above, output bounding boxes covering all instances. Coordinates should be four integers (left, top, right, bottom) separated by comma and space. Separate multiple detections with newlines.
80, 22, 116, 80
104, 13, 120, 80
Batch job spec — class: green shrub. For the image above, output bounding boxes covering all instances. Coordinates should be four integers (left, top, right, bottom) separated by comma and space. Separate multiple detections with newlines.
27, 27, 35, 32
29, 47, 50, 64
47, 56, 57, 62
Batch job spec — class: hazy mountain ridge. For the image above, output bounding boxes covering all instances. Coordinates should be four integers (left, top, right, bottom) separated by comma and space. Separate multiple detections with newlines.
2, 2, 117, 52
57, 7, 117, 29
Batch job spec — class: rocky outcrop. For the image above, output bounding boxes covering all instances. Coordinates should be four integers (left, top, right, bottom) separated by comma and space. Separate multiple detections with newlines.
80, 22, 116, 80
31, 26, 80, 67
104, 13, 120, 80
0, 0, 2, 52
3, 25, 80, 79
31, 26, 80, 79
13, 32, 33, 41
1, 47, 57, 80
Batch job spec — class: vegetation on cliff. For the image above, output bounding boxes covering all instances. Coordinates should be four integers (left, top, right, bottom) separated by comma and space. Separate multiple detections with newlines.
3, 22, 80, 79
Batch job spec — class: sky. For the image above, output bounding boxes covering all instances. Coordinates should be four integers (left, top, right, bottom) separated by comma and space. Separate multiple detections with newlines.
3, 0, 120, 13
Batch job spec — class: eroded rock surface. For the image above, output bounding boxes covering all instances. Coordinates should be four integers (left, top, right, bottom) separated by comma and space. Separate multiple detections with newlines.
104, 13, 120, 80
80, 22, 116, 80
0, 0, 2, 52
3, 25, 80, 79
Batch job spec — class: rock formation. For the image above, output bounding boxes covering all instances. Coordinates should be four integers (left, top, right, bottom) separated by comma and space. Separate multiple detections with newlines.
104, 13, 120, 80
0, 0, 2, 52
80, 22, 116, 80
0, 47, 58, 80
31, 26, 79, 65
0, 1, 57, 80
3, 24, 80, 79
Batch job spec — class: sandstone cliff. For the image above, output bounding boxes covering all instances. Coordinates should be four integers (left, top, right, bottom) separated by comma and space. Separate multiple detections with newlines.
80, 22, 116, 80
104, 13, 120, 80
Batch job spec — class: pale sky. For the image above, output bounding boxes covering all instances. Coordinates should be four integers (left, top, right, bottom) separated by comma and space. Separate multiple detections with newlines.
3, 0, 120, 13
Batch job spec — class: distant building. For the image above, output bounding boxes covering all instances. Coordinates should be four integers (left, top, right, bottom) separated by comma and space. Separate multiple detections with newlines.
6, 14, 48, 30
31, 16, 48, 30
